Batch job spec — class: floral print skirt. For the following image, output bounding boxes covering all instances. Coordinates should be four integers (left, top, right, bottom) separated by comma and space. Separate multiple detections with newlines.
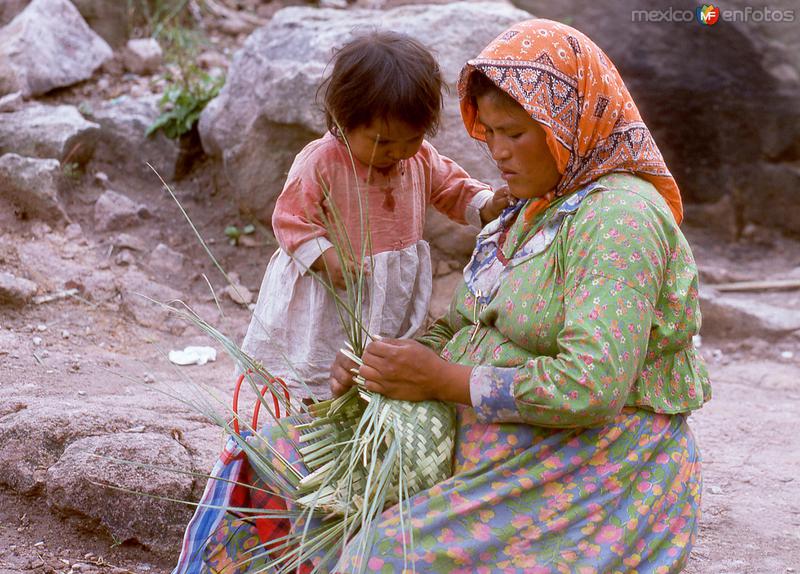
201, 407, 701, 574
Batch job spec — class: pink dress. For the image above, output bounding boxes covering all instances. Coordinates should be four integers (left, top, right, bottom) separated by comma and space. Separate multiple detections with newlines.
241, 132, 492, 399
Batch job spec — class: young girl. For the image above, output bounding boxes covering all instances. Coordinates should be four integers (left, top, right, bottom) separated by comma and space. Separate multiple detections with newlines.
240, 31, 507, 401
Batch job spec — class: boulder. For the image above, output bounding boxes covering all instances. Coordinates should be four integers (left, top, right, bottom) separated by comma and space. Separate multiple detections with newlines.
123, 38, 163, 75
0, 401, 141, 494
117, 268, 187, 333
91, 94, 180, 180
0, 104, 100, 165
0, 154, 68, 223
46, 432, 194, 554
93, 189, 148, 232
0, 271, 38, 306
0, 0, 112, 97
70, 0, 130, 49
699, 286, 800, 341
199, 1, 530, 256
1, 1, 133, 48
507, 0, 800, 234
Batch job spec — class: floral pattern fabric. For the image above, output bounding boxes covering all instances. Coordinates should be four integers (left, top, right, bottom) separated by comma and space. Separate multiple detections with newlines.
337, 406, 701, 574
446, 174, 710, 424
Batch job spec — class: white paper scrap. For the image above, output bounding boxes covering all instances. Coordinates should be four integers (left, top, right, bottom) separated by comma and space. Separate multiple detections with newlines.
168, 346, 217, 366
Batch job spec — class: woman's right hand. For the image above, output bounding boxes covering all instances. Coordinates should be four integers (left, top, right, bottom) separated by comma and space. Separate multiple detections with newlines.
330, 350, 358, 397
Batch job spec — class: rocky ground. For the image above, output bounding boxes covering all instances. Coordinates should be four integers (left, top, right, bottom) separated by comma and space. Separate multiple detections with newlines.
1, 1, 800, 573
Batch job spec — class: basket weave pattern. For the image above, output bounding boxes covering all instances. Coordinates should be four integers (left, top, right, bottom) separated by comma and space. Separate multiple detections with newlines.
293, 390, 456, 514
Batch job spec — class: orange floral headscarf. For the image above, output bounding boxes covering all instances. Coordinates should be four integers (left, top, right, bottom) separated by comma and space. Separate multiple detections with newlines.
458, 19, 683, 223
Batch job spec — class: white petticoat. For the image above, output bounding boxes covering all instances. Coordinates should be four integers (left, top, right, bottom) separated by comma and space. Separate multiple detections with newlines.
239, 241, 432, 400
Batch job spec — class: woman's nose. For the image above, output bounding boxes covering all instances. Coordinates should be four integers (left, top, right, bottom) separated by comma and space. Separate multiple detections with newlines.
490, 141, 510, 161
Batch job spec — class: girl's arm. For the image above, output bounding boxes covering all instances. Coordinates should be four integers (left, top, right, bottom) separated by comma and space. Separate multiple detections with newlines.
272, 175, 329, 270
422, 141, 495, 228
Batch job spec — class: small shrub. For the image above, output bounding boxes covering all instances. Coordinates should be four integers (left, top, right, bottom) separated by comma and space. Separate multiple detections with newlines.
62, 162, 82, 182
147, 25, 225, 140
147, 73, 224, 139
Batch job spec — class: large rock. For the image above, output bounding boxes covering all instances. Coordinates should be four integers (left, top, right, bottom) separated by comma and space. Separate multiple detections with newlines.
0, 154, 68, 223
46, 432, 194, 554
508, 0, 800, 234
1, 0, 132, 48
70, 0, 130, 49
199, 1, 530, 255
91, 95, 180, 180
0, 0, 112, 97
0, 104, 100, 165
123, 38, 163, 75
0, 402, 147, 494
93, 189, 148, 231
0, 271, 38, 306
117, 268, 187, 333
699, 287, 800, 341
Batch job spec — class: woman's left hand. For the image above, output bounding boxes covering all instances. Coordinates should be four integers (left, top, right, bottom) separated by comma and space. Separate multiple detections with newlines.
358, 338, 446, 402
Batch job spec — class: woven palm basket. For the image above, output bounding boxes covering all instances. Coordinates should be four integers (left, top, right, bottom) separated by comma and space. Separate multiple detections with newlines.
292, 387, 456, 515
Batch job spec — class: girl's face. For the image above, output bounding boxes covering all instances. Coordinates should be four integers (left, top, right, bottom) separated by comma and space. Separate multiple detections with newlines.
476, 93, 561, 200
345, 118, 425, 170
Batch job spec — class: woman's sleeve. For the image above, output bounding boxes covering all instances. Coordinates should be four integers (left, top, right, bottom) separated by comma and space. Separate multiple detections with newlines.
272, 163, 333, 273
470, 196, 668, 428
424, 142, 494, 228
416, 315, 456, 355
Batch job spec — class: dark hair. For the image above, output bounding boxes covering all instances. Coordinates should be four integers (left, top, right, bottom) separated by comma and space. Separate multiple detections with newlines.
320, 31, 444, 136
465, 70, 520, 111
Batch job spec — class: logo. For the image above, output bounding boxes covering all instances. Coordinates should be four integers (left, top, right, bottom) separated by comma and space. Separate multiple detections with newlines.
696, 4, 721, 25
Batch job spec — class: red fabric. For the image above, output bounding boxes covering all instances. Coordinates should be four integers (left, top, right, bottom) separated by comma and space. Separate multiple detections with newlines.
229, 460, 311, 573
272, 133, 490, 256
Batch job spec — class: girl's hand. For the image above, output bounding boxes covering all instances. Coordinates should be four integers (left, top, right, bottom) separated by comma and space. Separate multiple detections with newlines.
479, 185, 512, 224
311, 248, 357, 290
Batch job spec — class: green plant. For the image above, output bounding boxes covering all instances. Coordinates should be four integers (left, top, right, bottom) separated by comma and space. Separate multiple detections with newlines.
62, 162, 82, 182
146, 26, 225, 140
109, 533, 124, 549
224, 223, 255, 246
78, 101, 94, 118
127, 0, 193, 38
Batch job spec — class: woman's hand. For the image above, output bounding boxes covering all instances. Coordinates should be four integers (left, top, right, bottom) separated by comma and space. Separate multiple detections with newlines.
330, 349, 358, 397
358, 339, 473, 404
330, 339, 473, 403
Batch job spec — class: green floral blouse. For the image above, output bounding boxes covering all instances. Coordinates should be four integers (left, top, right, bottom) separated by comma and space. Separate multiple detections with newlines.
421, 173, 711, 428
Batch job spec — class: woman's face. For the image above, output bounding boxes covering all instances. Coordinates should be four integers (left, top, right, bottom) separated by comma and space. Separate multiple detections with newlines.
345, 117, 425, 170
476, 93, 561, 200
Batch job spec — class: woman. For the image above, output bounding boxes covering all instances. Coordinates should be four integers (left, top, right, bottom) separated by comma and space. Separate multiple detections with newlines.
330, 18, 711, 573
